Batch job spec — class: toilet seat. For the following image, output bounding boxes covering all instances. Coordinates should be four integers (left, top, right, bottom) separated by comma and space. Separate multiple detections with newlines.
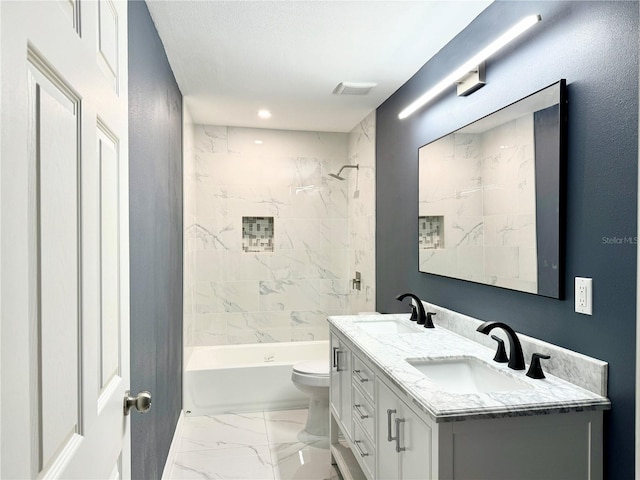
293, 361, 329, 376
292, 361, 329, 388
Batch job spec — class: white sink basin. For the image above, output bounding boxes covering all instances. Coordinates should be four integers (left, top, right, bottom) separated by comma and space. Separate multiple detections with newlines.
353, 319, 419, 334
406, 357, 533, 394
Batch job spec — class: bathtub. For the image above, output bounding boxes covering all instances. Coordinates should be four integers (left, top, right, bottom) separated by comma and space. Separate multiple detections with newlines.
184, 340, 329, 416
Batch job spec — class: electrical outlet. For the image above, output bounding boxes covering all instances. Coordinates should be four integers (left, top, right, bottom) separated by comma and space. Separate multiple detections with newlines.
575, 277, 592, 315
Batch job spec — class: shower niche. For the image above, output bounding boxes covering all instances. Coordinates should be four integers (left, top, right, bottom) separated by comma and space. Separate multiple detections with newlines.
242, 216, 274, 253
419, 216, 444, 249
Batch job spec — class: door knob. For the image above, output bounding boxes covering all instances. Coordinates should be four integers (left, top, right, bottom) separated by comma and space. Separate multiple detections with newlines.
124, 390, 152, 415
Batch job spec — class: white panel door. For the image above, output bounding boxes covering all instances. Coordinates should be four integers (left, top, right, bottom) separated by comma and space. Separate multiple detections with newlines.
1, 1, 131, 478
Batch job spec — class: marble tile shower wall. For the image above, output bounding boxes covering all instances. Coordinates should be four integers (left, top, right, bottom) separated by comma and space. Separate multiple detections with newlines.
185, 125, 352, 346
347, 112, 376, 314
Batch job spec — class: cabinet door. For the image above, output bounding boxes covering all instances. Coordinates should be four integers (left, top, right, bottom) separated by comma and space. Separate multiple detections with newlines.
376, 380, 401, 480
398, 405, 432, 480
330, 333, 353, 439
330, 333, 341, 415
339, 344, 352, 437
377, 380, 432, 480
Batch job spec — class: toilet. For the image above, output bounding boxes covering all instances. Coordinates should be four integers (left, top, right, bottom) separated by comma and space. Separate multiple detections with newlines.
291, 360, 330, 436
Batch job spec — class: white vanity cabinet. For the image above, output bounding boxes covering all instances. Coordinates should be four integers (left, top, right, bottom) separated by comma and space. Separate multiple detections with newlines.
330, 331, 376, 480
436, 410, 603, 479
328, 320, 606, 480
330, 332, 353, 440
376, 379, 432, 480
330, 330, 431, 480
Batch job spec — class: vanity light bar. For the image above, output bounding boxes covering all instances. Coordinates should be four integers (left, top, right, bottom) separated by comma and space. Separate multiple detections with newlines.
398, 14, 542, 120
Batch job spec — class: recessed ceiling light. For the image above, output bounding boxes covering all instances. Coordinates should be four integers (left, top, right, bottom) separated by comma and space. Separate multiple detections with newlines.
254, 140, 263, 144
258, 109, 272, 119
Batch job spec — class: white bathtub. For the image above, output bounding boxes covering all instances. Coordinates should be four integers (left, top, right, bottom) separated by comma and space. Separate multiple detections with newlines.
184, 340, 329, 415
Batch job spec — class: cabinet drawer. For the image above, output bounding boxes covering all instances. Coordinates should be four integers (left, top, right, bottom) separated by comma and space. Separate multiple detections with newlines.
352, 417, 376, 480
352, 386, 375, 442
353, 355, 375, 400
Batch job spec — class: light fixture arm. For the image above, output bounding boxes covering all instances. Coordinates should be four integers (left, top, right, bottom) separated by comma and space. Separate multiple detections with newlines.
398, 14, 541, 119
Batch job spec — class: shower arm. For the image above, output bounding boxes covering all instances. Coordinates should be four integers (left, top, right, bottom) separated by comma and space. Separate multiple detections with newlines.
330, 164, 359, 180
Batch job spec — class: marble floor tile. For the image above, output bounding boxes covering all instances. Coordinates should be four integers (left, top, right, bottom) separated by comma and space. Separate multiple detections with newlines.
270, 442, 339, 480
179, 412, 269, 452
170, 409, 339, 480
264, 409, 309, 444
170, 446, 274, 480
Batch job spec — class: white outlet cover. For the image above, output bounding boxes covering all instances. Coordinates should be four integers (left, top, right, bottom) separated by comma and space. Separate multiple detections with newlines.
575, 277, 593, 315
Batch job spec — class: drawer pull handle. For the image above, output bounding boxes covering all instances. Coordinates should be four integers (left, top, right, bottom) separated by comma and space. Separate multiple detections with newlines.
353, 404, 369, 419
353, 440, 370, 457
395, 418, 406, 453
387, 409, 397, 442
353, 369, 369, 382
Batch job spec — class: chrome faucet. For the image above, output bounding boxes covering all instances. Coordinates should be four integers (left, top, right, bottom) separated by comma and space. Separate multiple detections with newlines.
396, 293, 433, 328
476, 321, 525, 370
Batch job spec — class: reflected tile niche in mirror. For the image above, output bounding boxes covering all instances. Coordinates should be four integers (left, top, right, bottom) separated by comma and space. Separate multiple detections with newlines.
418, 80, 566, 298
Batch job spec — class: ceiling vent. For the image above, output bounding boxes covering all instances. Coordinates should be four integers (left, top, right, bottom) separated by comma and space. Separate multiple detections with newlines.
332, 82, 377, 96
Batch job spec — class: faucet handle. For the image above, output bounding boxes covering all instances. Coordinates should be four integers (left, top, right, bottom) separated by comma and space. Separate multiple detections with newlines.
526, 353, 551, 379
424, 312, 436, 328
490, 335, 509, 363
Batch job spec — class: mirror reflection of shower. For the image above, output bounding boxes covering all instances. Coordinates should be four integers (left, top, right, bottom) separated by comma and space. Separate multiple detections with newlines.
329, 164, 359, 180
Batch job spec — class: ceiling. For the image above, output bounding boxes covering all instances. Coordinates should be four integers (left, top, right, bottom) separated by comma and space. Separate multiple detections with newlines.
146, 0, 493, 133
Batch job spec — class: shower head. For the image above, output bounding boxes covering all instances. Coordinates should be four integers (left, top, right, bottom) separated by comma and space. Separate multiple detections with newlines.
329, 164, 359, 180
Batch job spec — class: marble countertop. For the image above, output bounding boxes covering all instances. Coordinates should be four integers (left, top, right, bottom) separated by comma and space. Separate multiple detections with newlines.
328, 314, 611, 423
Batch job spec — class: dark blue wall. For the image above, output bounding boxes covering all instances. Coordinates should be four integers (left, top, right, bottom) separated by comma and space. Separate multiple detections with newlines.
376, 2, 637, 478
128, 1, 183, 478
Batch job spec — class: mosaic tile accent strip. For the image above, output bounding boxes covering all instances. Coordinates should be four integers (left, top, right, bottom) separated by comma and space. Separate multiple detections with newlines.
242, 216, 274, 253
419, 215, 444, 249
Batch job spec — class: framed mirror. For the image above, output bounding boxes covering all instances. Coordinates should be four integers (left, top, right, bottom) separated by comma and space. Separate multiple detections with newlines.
418, 80, 566, 298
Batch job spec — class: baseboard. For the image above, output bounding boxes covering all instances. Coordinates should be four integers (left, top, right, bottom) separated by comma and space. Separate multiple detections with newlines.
161, 409, 185, 480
